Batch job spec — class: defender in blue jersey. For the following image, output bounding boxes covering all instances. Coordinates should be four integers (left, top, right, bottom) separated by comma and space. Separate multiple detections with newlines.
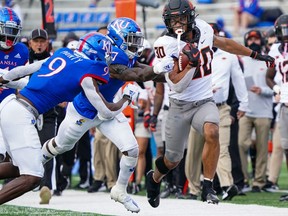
40, 17, 174, 213
0, 32, 137, 205
0, 7, 29, 161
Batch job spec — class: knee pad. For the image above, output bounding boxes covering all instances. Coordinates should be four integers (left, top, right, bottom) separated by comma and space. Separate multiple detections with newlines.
126, 146, 139, 158
155, 156, 170, 175
120, 155, 137, 168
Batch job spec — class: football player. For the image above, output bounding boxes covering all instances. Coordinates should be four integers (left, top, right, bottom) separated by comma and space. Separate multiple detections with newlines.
145, 0, 274, 207
40, 17, 174, 213
0, 7, 29, 162
0, 32, 135, 205
266, 14, 288, 202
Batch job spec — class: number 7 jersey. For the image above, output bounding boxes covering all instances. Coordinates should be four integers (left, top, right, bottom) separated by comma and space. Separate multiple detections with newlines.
153, 19, 214, 101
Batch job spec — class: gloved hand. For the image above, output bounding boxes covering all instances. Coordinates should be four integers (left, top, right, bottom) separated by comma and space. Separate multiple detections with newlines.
149, 114, 158, 132
122, 83, 139, 109
143, 111, 151, 128
250, 51, 275, 68
153, 56, 174, 74
182, 45, 200, 67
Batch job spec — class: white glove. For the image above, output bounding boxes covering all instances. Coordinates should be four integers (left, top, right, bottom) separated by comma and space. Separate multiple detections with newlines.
122, 83, 139, 109
153, 56, 174, 74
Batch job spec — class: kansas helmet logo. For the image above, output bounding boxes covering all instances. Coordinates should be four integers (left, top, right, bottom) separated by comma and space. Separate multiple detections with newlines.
111, 20, 130, 32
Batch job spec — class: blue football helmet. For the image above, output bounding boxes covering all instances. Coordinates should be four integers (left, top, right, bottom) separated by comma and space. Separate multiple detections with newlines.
0, 7, 21, 50
107, 17, 144, 59
77, 32, 112, 66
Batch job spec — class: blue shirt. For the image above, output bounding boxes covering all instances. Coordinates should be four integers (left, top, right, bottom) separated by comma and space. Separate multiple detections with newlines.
20, 48, 109, 114
0, 42, 29, 102
73, 46, 136, 119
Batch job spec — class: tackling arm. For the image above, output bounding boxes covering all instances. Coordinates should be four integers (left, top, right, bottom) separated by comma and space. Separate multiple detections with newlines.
110, 63, 166, 82
81, 77, 130, 120
1, 58, 48, 82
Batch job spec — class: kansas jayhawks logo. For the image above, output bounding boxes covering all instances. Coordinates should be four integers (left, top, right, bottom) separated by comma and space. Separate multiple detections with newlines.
76, 119, 85, 126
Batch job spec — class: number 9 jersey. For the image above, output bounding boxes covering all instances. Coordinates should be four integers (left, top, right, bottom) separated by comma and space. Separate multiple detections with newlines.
153, 19, 214, 101
19, 48, 110, 114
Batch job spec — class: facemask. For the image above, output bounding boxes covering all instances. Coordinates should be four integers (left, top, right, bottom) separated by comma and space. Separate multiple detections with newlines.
248, 43, 262, 53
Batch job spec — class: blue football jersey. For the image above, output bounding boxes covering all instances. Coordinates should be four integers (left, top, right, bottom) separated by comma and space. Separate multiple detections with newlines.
0, 42, 29, 102
20, 48, 109, 114
73, 46, 136, 119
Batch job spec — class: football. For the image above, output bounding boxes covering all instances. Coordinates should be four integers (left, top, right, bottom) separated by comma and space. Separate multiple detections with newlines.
178, 43, 192, 71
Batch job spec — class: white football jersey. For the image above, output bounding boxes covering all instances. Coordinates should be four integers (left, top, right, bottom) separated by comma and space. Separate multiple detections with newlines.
269, 43, 288, 103
153, 18, 214, 101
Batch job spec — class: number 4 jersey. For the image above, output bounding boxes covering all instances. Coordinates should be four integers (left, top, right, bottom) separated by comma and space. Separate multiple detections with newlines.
153, 19, 214, 101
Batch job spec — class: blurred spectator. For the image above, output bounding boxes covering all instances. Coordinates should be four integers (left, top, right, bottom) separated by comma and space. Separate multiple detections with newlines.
89, 0, 101, 8
19, 36, 29, 48
263, 28, 277, 54
233, 0, 264, 36
216, 17, 233, 38
62, 32, 79, 48
238, 29, 274, 192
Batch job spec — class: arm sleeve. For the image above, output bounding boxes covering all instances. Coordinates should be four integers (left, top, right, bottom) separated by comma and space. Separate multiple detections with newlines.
81, 77, 129, 120
5, 76, 29, 89
2, 58, 48, 81
164, 67, 196, 93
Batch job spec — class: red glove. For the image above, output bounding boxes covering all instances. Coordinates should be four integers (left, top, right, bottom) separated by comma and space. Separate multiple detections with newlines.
149, 114, 158, 132
144, 111, 151, 128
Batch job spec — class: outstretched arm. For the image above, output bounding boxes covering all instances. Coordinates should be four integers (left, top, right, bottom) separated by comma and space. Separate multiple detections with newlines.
213, 35, 274, 67
110, 63, 165, 82
81, 77, 138, 120
0, 58, 48, 83
110, 57, 174, 82
81, 77, 131, 120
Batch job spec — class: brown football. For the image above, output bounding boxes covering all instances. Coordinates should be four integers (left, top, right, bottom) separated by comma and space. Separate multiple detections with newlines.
178, 43, 191, 71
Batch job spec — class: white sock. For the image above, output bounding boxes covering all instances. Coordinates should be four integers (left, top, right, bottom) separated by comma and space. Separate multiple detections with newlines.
116, 155, 137, 189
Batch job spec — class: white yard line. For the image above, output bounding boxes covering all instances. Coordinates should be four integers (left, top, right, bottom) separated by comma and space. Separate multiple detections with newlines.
6, 189, 287, 216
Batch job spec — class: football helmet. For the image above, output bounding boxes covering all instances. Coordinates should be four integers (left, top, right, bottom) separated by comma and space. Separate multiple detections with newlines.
162, 0, 196, 35
0, 7, 22, 50
77, 32, 112, 66
274, 14, 288, 42
107, 17, 144, 59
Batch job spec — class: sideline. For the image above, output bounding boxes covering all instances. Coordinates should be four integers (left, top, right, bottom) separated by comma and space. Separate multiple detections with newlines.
6, 189, 287, 216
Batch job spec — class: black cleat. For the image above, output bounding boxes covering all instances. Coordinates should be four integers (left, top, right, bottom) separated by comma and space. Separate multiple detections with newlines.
87, 180, 104, 193
201, 180, 219, 204
279, 194, 288, 202
222, 184, 238, 201
146, 170, 161, 208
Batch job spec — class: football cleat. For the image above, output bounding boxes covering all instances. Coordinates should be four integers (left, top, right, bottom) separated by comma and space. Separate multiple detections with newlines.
146, 170, 161, 208
110, 185, 140, 213
201, 183, 219, 204
222, 184, 238, 201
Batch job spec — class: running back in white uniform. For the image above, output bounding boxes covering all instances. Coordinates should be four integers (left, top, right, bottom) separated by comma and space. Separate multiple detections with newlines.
153, 19, 214, 101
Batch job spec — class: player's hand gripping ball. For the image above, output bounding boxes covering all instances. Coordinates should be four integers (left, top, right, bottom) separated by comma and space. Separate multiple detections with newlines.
178, 43, 200, 71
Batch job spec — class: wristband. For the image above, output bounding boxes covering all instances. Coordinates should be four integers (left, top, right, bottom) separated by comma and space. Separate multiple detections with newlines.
250, 50, 257, 59
273, 85, 280, 94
